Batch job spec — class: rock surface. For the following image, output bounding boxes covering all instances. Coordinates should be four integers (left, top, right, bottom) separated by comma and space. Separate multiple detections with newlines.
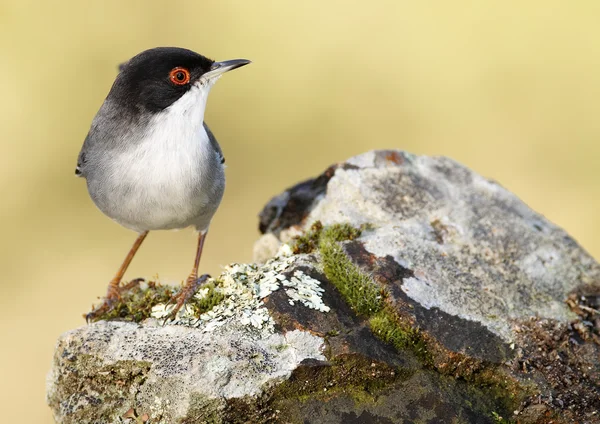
48, 150, 600, 423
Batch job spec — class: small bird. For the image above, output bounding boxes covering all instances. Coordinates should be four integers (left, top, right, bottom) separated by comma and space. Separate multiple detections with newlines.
76, 47, 250, 320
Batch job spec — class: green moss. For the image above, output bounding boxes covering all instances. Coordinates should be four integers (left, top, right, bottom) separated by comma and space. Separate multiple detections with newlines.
89, 279, 225, 323
270, 357, 518, 424
273, 354, 406, 405
292, 220, 363, 254
319, 227, 382, 316
293, 221, 382, 317
321, 222, 362, 243
463, 367, 531, 417
47, 352, 151, 424
90, 281, 175, 322
189, 281, 225, 317
369, 307, 431, 365
315, 223, 433, 363
291, 220, 324, 254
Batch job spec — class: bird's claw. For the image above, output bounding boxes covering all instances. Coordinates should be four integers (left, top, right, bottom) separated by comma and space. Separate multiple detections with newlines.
163, 274, 210, 323
85, 297, 118, 323
84, 278, 145, 323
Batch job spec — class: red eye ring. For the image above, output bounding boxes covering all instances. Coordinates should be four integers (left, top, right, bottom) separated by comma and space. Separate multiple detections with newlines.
169, 67, 191, 85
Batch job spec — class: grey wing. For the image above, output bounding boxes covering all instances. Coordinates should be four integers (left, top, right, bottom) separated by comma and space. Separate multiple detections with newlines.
75, 134, 90, 177
203, 122, 225, 164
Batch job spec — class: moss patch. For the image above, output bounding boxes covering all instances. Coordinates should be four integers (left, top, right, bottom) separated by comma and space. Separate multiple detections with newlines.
273, 354, 406, 405
291, 220, 324, 254
369, 307, 431, 364
292, 221, 362, 254
189, 281, 225, 317
47, 352, 151, 424
319, 229, 382, 317
89, 279, 225, 323
315, 223, 431, 364
270, 354, 515, 423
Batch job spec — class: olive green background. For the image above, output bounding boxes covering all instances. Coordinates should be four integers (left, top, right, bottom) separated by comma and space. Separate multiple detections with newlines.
1, 1, 599, 422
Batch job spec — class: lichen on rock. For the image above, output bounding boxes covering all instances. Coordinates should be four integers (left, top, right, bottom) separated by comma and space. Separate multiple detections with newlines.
149, 248, 333, 329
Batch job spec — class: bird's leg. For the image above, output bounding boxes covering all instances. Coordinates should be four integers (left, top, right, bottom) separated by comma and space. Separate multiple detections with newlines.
168, 231, 209, 319
86, 231, 149, 321
106, 231, 149, 299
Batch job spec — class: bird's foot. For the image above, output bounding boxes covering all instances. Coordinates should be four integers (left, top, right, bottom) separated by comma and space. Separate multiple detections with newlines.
165, 274, 210, 321
85, 278, 145, 323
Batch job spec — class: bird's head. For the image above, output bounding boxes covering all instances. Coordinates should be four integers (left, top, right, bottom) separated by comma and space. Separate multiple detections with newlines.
109, 47, 250, 113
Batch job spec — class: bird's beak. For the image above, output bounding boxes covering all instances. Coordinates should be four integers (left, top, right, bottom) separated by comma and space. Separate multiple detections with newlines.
203, 59, 251, 80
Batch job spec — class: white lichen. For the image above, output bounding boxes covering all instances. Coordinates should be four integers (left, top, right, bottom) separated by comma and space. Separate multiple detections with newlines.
150, 247, 331, 331
284, 270, 331, 312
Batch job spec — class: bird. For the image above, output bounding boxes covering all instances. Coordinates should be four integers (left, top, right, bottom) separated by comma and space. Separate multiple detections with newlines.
76, 47, 250, 321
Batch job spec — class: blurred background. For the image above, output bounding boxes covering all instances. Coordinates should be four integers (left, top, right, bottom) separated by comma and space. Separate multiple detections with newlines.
1, 1, 599, 422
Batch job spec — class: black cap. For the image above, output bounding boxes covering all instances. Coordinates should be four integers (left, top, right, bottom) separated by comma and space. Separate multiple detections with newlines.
109, 47, 249, 113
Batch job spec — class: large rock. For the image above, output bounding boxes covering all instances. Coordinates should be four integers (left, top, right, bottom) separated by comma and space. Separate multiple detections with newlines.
48, 150, 600, 423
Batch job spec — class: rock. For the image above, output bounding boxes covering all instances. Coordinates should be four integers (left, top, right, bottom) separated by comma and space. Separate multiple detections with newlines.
252, 232, 282, 264
47, 320, 324, 422
261, 150, 597, 342
47, 150, 600, 424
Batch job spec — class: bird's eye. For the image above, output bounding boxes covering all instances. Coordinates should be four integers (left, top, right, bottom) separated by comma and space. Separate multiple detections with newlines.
169, 67, 191, 85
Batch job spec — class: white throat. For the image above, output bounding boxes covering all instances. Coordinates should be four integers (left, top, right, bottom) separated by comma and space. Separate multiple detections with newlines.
161, 79, 215, 125
141, 78, 218, 160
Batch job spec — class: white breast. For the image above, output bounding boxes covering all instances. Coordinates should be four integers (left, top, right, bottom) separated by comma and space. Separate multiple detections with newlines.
97, 83, 223, 232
